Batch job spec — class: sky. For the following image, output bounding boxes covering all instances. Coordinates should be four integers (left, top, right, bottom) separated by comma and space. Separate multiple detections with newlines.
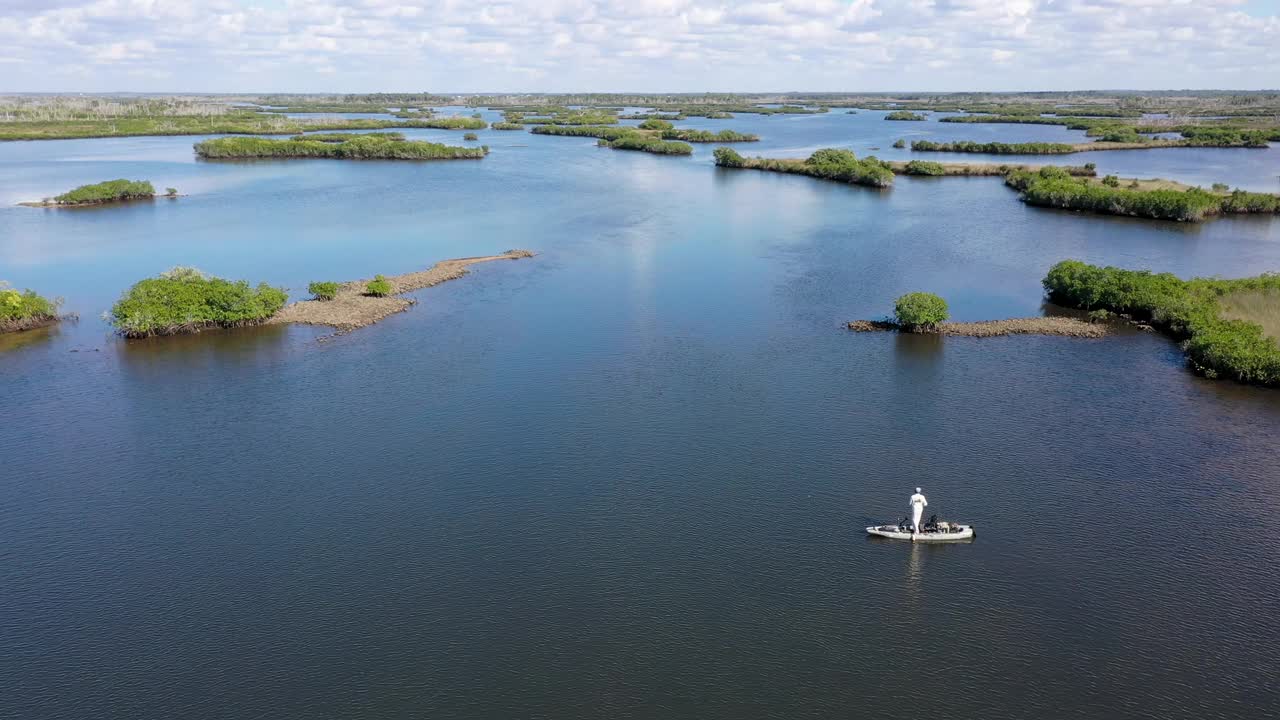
1, 0, 1278, 93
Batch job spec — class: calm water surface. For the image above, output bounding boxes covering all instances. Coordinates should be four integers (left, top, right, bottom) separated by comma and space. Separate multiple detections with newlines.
2, 112, 1279, 720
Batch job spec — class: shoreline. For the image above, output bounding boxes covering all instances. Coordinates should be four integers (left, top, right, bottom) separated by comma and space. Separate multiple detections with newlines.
19, 194, 182, 208
886, 161, 1095, 177
847, 317, 1111, 338
270, 250, 534, 332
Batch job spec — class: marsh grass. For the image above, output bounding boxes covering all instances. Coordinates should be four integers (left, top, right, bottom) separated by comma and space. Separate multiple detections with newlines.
1220, 291, 1280, 341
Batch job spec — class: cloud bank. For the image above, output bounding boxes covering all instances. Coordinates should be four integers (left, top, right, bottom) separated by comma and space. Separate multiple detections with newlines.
1, 0, 1277, 92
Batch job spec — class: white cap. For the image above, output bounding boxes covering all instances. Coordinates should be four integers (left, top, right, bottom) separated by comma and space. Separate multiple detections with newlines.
916, 487, 922, 493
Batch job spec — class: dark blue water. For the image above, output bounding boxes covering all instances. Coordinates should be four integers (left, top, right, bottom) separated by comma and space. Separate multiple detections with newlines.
2, 112, 1280, 720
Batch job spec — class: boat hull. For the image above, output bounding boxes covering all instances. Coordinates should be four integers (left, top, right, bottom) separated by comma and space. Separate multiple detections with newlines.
866, 524, 974, 542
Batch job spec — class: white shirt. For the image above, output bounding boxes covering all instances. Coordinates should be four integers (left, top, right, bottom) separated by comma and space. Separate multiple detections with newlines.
910, 493, 928, 509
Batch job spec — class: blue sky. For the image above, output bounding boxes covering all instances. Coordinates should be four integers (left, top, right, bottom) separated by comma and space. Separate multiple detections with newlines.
1, 0, 1277, 93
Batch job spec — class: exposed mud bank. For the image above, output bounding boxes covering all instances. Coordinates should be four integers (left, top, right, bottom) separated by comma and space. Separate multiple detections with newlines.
847, 317, 1111, 338
271, 250, 534, 332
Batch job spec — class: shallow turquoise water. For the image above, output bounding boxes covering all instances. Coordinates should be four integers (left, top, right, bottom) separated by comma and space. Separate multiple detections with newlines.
2, 111, 1279, 720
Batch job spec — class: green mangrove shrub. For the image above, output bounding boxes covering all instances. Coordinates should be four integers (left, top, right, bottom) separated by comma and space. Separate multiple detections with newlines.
713, 147, 746, 167
289, 132, 406, 143
660, 129, 759, 143
912, 140, 1077, 154
1178, 127, 1271, 147
194, 136, 486, 160
598, 135, 693, 155
893, 139, 906, 148
165, 187, 178, 197
491, 122, 524, 130
1002, 167, 1277, 222
54, 179, 155, 205
1043, 260, 1280, 386
365, 275, 393, 297
894, 292, 949, 330
903, 160, 946, 176
714, 147, 894, 188
885, 111, 928, 121
638, 118, 675, 131
463, 132, 479, 141
0, 282, 62, 333
308, 281, 340, 301
109, 267, 288, 337
419, 116, 487, 130
531, 125, 635, 140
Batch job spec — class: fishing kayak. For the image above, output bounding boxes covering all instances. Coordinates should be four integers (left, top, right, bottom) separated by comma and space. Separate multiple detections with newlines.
866, 524, 975, 542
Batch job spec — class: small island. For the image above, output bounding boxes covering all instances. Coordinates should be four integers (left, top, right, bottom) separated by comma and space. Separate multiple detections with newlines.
1, 283, 65, 333
272, 250, 535, 332
109, 267, 289, 338
848, 292, 1108, 338
885, 110, 928, 121
661, 129, 759, 143
1005, 167, 1280, 222
714, 147, 894, 188
194, 135, 488, 160
597, 135, 693, 155
104, 251, 536, 338
21, 179, 176, 207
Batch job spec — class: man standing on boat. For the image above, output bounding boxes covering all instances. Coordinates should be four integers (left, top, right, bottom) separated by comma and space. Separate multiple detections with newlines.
910, 488, 928, 536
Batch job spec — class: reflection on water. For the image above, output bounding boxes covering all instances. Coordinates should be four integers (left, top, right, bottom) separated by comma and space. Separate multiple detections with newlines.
893, 331, 944, 370
0, 323, 63, 353
114, 322, 296, 364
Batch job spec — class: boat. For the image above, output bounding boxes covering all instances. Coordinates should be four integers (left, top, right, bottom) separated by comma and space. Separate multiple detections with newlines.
866, 523, 975, 542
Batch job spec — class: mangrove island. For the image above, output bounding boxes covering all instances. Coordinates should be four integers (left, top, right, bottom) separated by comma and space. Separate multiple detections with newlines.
194, 135, 488, 160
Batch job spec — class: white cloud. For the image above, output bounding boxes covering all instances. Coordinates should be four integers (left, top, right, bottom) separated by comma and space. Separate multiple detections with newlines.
0, 0, 1275, 91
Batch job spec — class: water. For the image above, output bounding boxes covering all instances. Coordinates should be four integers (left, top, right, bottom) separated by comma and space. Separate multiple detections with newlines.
2, 113, 1280, 720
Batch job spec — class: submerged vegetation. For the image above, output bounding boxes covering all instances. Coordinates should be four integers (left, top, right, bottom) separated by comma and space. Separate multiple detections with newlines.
50, 179, 156, 205
109, 267, 288, 338
194, 135, 487, 160
1, 282, 63, 333
714, 147, 895, 188
1044, 261, 1280, 386
1004, 167, 1280, 222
